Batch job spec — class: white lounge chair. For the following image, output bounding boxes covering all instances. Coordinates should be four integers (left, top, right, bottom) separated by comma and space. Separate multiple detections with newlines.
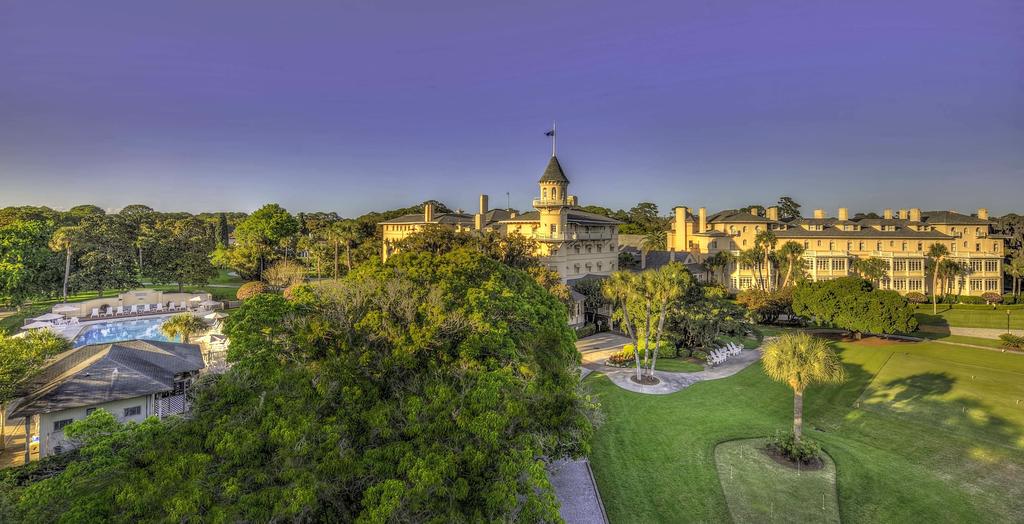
179, 301, 188, 311
167, 302, 177, 311
115, 306, 125, 316
142, 304, 151, 313
90, 308, 99, 318
155, 303, 165, 312
129, 304, 139, 315
68, 317, 79, 326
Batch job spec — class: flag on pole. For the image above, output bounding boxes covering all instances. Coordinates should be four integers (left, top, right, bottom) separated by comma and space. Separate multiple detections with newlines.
544, 129, 555, 137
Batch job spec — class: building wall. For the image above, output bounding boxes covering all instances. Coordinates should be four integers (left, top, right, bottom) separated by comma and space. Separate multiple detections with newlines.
38, 395, 153, 456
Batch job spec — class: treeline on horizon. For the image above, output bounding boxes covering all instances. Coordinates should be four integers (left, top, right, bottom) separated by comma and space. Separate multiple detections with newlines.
2, 198, 1023, 308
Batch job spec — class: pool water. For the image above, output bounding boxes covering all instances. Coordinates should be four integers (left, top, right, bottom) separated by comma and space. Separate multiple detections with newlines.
73, 316, 179, 347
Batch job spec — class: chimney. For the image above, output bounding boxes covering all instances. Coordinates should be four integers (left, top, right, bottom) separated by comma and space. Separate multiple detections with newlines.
568, 195, 578, 206
674, 206, 688, 251
766, 206, 779, 221
424, 202, 434, 223
898, 209, 908, 220
699, 207, 707, 232
474, 214, 483, 230
883, 209, 893, 220
813, 209, 825, 219
510, 211, 518, 219
838, 208, 849, 221
978, 208, 989, 220
910, 208, 921, 222
479, 194, 488, 215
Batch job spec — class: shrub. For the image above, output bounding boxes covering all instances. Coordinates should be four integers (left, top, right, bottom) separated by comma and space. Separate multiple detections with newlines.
981, 292, 1002, 305
606, 349, 635, 366
236, 281, 268, 301
1003, 294, 1017, 305
691, 350, 709, 362
905, 292, 927, 304
574, 323, 597, 339
957, 295, 986, 305
766, 431, 822, 464
677, 348, 692, 359
1000, 333, 1024, 351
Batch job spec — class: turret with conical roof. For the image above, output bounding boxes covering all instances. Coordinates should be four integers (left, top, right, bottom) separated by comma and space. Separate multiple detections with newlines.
537, 155, 570, 208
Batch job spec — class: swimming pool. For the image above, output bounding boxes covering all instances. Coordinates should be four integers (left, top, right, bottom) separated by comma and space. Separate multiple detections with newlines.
73, 316, 179, 347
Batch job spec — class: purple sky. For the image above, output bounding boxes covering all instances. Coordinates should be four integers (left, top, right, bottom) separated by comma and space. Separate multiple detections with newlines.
1, 1, 1022, 217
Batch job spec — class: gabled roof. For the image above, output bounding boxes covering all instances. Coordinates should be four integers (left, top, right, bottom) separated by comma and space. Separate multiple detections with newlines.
380, 209, 514, 228
707, 210, 775, 224
10, 340, 205, 418
539, 155, 570, 184
565, 209, 621, 225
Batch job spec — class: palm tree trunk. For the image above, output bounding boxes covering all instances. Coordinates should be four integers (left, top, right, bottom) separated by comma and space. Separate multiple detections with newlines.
650, 302, 668, 379
782, 260, 793, 289
932, 267, 940, 314
1, 402, 5, 451
62, 245, 71, 301
333, 241, 339, 280
643, 301, 652, 379
619, 301, 641, 382
793, 388, 804, 441
345, 242, 352, 272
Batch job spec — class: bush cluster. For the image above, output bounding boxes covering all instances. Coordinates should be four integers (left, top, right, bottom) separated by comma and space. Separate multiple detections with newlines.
606, 349, 635, 366
691, 350, 709, 362
766, 431, 822, 464
574, 323, 597, 339
1000, 333, 1024, 351
1003, 294, 1018, 305
905, 291, 927, 304
956, 295, 986, 305
981, 292, 1003, 304
236, 281, 268, 301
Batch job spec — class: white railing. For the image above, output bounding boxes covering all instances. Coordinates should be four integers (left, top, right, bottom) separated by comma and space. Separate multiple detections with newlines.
532, 198, 567, 207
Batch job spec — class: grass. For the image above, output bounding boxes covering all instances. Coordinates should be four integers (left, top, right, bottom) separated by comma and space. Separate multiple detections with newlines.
653, 358, 704, 373
586, 338, 1024, 523
914, 304, 1024, 330
915, 331, 1011, 350
714, 439, 839, 524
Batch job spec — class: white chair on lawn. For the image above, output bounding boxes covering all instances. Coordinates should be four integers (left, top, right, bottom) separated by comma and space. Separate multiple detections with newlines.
155, 303, 165, 313
179, 301, 188, 311
114, 306, 124, 316
129, 304, 139, 315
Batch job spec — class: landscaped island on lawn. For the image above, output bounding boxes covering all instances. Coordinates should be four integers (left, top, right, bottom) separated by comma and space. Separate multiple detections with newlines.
587, 336, 1024, 523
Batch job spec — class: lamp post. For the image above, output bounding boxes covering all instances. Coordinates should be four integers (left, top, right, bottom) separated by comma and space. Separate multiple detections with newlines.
1008, 309, 1012, 335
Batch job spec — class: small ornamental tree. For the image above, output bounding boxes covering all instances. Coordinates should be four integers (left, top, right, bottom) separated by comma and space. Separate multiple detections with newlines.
236, 281, 268, 300
762, 332, 845, 443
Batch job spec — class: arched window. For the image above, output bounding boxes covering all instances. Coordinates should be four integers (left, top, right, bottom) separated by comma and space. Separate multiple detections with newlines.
542, 188, 548, 199
551, 187, 557, 200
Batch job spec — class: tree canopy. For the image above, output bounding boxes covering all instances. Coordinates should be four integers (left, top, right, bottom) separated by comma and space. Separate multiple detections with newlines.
0, 249, 594, 522
792, 277, 917, 334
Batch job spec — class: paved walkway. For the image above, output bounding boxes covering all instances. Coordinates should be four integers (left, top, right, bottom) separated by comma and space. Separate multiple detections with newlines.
918, 324, 1023, 339
598, 349, 762, 394
548, 458, 609, 524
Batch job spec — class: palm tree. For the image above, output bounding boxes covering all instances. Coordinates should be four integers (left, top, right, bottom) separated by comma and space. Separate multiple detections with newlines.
647, 264, 691, 379
603, 271, 642, 381
1005, 256, 1024, 299
761, 332, 845, 441
49, 226, 79, 301
754, 230, 777, 290
737, 248, 763, 290
851, 257, 888, 288
640, 229, 666, 269
777, 241, 805, 288
926, 243, 950, 314
160, 313, 208, 345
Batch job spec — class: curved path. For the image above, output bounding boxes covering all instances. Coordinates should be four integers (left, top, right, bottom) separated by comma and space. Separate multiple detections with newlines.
577, 332, 763, 394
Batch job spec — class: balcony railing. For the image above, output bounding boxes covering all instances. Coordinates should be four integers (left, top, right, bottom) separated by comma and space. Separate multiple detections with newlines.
532, 198, 567, 207
533, 230, 615, 241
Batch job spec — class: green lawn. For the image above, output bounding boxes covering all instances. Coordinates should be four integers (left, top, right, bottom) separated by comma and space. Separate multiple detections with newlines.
914, 304, 1024, 330
653, 358, 704, 373
715, 439, 839, 524
586, 339, 1024, 523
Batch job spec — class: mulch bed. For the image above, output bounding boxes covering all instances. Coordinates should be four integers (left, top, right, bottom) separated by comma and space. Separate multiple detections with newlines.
629, 375, 661, 385
761, 447, 825, 471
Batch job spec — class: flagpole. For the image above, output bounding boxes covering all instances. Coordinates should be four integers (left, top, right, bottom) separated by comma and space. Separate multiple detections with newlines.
551, 121, 557, 156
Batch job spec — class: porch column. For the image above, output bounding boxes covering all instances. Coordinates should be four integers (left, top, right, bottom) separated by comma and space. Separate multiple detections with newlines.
23, 415, 31, 464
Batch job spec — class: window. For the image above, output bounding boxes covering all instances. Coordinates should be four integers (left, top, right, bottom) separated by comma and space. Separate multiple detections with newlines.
909, 280, 923, 291
908, 260, 923, 272
975, 243, 980, 252
709, 241, 717, 249
970, 279, 982, 291
124, 406, 142, 417
831, 259, 845, 271
542, 188, 547, 199
858, 242, 864, 251
985, 260, 998, 272
994, 242, 999, 251
970, 260, 982, 272
574, 245, 580, 254
586, 245, 592, 254
817, 240, 822, 247
963, 241, 968, 248
986, 280, 998, 291
742, 239, 747, 246
847, 242, 852, 250
596, 244, 602, 253
816, 259, 829, 271
893, 279, 906, 290
876, 242, 882, 251
739, 277, 753, 289
917, 242, 923, 251
828, 241, 834, 251
901, 242, 907, 251
893, 259, 907, 272
889, 240, 894, 247
550, 224, 556, 235
53, 419, 73, 431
